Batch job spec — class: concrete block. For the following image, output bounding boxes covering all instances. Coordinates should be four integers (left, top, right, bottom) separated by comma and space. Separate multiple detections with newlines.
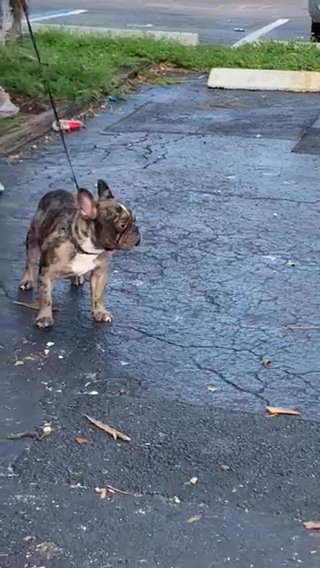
207, 68, 320, 93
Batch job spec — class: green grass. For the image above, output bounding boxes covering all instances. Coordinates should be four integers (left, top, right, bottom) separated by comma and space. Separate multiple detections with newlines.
1, 29, 320, 102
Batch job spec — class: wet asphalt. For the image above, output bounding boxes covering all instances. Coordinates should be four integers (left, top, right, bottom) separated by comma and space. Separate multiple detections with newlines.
1, 78, 320, 566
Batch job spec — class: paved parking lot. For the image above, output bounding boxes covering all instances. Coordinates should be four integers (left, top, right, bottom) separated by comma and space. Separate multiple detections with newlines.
28, 0, 311, 44
1, 78, 320, 566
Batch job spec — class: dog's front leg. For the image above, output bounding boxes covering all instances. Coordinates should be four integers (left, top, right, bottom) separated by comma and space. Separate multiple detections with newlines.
90, 263, 113, 324
36, 262, 54, 328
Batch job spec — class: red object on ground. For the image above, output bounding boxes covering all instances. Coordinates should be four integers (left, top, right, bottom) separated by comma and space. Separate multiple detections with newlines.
52, 119, 83, 132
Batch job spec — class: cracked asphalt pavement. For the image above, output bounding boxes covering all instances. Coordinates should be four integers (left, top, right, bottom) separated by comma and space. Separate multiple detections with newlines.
1, 77, 320, 567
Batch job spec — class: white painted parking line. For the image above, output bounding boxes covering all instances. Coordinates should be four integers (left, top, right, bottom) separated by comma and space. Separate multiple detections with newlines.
233, 18, 289, 47
30, 9, 88, 23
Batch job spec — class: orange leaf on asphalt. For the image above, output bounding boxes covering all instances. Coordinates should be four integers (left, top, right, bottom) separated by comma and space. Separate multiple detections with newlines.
303, 521, 320, 531
84, 414, 131, 442
75, 436, 89, 446
265, 406, 300, 416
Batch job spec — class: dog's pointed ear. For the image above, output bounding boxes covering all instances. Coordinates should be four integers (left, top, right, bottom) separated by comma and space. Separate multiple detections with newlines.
97, 179, 113, 200
77, 189, 97, 219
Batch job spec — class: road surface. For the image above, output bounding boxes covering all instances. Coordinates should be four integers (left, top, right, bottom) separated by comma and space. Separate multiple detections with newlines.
28, 0, 311, 44
1, 77, 320, 565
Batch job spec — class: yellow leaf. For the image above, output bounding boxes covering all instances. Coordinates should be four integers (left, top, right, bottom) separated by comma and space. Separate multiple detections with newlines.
265, 406, 300, 416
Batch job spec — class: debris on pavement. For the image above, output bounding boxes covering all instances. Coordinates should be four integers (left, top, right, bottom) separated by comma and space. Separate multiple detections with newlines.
207, 386, 218, 393
84, 414, 131, 442
0, 182, 4, 193
0, 422, 52, 441
184, 477, 198, 486
106, 484, 135, 496
233, 27, 245, 32
262, 358, 272, 367
220, 464, 231, 472
95, 485, 136, 499
107, 95, 119, 103
303, 521, 320, 531
75, 436, 89, 446
286, 260, 296, 267
187, 515, 202, 524
95, 487, 115, 500
265, 406, 301, 417
170, 496, 181, 504
52, 119, 83, 132
14, 300, 58, 311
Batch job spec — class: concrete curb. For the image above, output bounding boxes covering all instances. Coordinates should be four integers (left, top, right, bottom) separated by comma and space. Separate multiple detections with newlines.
207, 68, 320, 93
22, 23, 199, 46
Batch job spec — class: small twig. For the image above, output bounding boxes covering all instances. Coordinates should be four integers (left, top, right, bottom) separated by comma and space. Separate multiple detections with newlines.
14, 301, 57, 311
106, 484, 136, 496
0, 423, 52, 441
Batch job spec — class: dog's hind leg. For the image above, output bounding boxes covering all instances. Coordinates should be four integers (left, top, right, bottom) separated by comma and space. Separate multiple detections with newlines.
20, 224, 39, 290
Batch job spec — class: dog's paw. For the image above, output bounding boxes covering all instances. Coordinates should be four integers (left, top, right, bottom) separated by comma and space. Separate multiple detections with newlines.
70, 275, 85, 287
36, 315, 54, 329
93, 309, 113, 324
19, 279, 33, 291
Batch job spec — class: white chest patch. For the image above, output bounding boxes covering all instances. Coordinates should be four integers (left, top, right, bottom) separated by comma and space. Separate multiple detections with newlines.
70, 253, 99, 276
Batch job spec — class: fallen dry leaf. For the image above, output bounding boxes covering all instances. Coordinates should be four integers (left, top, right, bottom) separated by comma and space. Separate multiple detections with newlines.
84, 414, 131, 442
14, 300, 57, 311
266, 406, 300, 417
220, 464, 231, 472
207, 386, 218, 393
303, 521, 320, 531
75, 436, 89, 446
187, 515, 202, 524
262, 358, 271, 367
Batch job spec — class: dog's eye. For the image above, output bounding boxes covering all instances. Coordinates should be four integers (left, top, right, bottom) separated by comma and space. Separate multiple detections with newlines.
119, 221, 127, 230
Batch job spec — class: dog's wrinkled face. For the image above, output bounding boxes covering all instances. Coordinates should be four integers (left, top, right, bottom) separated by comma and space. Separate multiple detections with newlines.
77, 179, 140, 251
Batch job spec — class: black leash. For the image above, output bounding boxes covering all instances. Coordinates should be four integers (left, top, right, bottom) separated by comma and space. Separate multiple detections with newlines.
20, 2, 80, 191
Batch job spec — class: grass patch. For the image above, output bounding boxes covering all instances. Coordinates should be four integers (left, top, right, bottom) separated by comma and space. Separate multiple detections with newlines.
1, 30, 320, 103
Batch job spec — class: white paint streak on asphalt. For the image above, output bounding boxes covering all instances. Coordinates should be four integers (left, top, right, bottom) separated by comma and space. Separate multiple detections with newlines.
233, 18, 289, 47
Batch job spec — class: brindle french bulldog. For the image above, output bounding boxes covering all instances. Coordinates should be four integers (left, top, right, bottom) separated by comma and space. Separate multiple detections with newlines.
19, 179, 140, 328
